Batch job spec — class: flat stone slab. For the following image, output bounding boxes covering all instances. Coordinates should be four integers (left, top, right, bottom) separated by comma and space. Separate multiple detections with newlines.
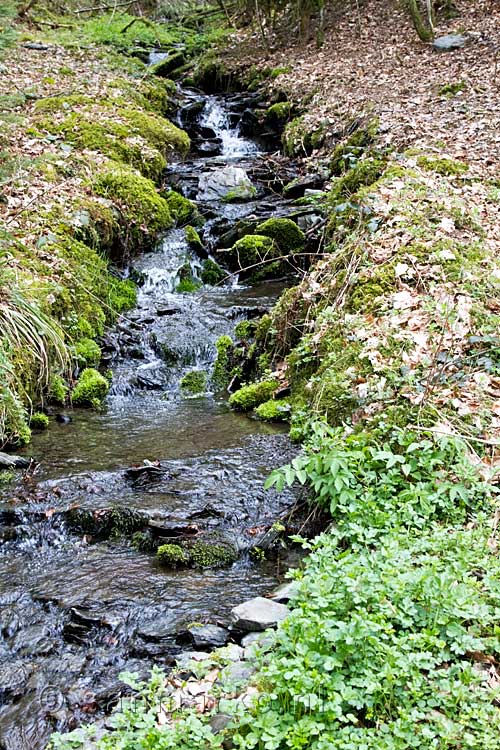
179, 624, 230, 649
231, 596, 289, 631
433, 34, 468, 51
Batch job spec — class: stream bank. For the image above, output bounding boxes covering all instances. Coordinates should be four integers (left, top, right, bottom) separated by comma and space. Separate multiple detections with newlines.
0, 60, 326, 748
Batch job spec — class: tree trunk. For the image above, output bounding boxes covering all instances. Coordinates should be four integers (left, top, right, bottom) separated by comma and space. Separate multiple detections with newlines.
407, 0, 434, 42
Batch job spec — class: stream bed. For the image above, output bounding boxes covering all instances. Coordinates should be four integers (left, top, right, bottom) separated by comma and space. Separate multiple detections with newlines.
0, 83, 309, 749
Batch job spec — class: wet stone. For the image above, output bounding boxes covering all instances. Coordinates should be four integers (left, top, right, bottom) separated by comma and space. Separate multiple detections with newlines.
175, 650, 211, 668
136, 616, 177, 642
178, 624, 230, 649
269, 580, 299, 603
0, 661, 33, 700
222, 661, 256, 684
231, 597, 289, 631
0, 452, 30, 470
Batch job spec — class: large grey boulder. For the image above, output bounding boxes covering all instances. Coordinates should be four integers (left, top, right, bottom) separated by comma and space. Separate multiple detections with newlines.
433, 34, 468, 51
231, 596, 289, 631
198, 167, 255, 202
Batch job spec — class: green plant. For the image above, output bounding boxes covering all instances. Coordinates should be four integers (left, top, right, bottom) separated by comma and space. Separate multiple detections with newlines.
0, 286, 68, 445
232, 523, 500, 750
266, 424, 496, 547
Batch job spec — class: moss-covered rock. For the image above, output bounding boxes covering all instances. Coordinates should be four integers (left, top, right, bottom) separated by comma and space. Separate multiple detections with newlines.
74, 338, 101, 367
229, 379, 279, 411
157, 543, 189, 567
254, 399, 291, 422
66, 506, 147, 538
330, 157, 387, 200
225, 234, 278, 275
185, 225, 204, 252
151, 51, 186, 78
213, 335, 234, 389
109, 278, 137, 313
329, 119, 380, 175
187, 539, 237, 569
176, 262, 202, 293
265, 101, 292, 128
255, 218, 305, 254
157, 538, 237, 569
72, 368, 109, 408
164, 190, 196, 226
234, 319, 257, 340
30, 412, 49, 430
131, 530, 157, 553
200, 259, 224, 286
221, 186, 257, 203
94, 166, 173, 250
180, 370, 207, 395
36, 107, 189, 181
282, 116, 324, 157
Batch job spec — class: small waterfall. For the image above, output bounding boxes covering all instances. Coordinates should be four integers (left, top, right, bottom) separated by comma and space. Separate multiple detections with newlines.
200, 98, 258, 158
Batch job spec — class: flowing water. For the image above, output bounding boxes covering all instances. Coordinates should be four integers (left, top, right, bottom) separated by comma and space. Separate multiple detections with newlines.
0, 86, 306, 749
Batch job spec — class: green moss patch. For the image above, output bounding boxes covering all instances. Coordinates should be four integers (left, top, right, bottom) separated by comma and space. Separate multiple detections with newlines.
72, 368, 109, 408
201, 259, 225, 285
213, 335, 234, 389
417, 154, 468, 176
164, 191, 196, 226
229, 379, 279, 411
74, 338, 101, 367
255, 218, 305, 254
157, 538, 237, 569
94, 166, 173, 250
30, 412, 49, 430
180, 370, 207, 395
255, 398, 291, 421
185, 225, 204, 252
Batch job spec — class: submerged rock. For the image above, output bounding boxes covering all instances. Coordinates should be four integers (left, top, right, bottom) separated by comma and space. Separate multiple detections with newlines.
231, 596, 289, 631
198, 166, 256, 202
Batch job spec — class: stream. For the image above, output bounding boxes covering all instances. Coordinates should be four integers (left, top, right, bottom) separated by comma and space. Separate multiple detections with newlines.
0, 81, 310, 749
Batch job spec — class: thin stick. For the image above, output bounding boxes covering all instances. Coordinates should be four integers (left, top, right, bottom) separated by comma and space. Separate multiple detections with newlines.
74, 0, 136, 12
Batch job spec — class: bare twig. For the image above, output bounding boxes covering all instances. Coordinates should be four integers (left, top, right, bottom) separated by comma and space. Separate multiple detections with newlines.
74, 0, 137, 13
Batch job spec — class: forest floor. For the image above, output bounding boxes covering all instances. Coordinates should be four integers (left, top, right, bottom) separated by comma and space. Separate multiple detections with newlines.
224, 0, 499, 175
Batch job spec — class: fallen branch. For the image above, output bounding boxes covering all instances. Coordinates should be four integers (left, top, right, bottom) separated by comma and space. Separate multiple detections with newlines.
74, 0, 137, 12
31, 18, 75, 28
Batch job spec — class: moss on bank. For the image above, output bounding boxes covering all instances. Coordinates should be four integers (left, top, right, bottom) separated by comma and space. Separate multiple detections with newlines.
0, 27, 192, 446
225, 149, 499, 445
